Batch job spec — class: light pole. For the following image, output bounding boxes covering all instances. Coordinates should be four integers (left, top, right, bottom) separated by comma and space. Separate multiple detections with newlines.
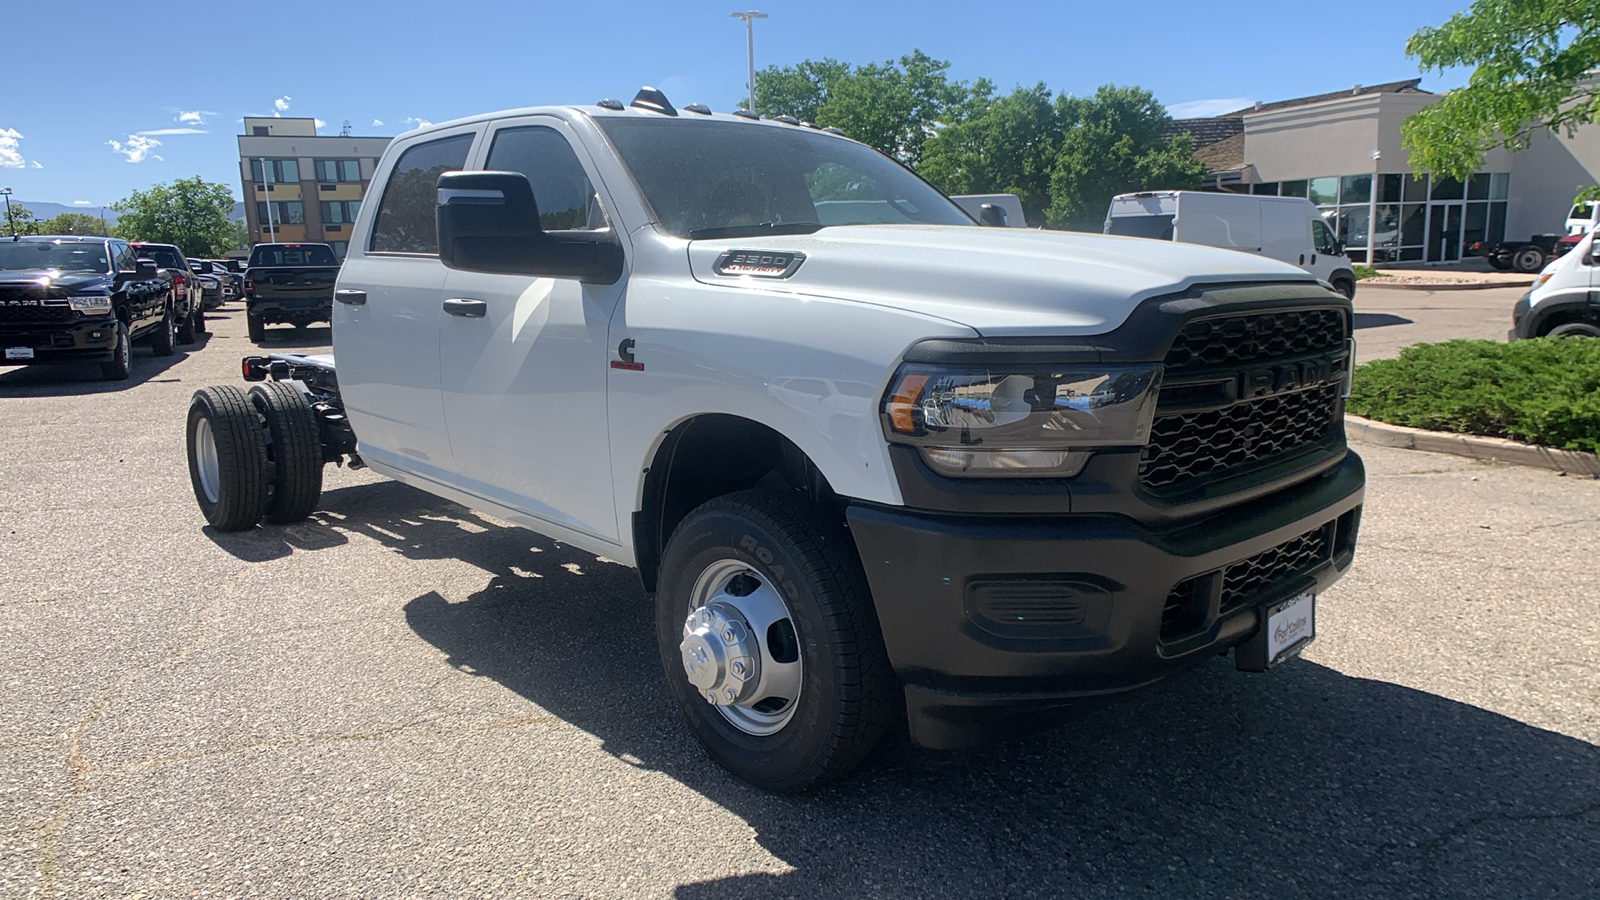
730, 10, 768, 113
1, 187, 14, 237
1367, 149, 1380, 265
100, 206, 108, 235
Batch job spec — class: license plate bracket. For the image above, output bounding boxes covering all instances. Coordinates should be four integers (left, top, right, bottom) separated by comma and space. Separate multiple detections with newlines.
1234, 591, 1316, 672
5, 347, 35, 360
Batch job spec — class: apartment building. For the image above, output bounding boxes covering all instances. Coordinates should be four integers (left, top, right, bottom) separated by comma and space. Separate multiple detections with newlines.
236, 118, 393, 258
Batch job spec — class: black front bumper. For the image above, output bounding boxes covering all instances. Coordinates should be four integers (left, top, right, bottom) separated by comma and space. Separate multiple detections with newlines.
0, 318, 120, 365
847, 452, 1365, 749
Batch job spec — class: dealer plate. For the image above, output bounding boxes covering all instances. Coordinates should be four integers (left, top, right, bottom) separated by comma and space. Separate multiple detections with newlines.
1266, 592, 1315, 666
5, 347, 34, 360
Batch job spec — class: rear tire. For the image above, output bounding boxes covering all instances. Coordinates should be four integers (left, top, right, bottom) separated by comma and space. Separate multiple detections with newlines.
248, 382, 323, 524
1546, 322, 1600, 338
187, 385, 269, 531
247, 313, 265, 344
194, 307, 208, 335
148, 309, 176, 356
1512, 245, 1546, 273
176, 296, 197, 344
1484, 256, 1510, 271
99, 321, 132, 380
656, 490, 897, 793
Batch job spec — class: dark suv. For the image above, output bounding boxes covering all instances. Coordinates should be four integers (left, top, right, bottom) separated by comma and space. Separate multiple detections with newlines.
129, 242, 206, 342
0, 236, 173, 380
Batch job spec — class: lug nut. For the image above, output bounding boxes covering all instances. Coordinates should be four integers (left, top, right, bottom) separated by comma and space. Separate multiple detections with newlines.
732, 661, 746, 677
724, 688, 738, 703
705, 691, 718, 705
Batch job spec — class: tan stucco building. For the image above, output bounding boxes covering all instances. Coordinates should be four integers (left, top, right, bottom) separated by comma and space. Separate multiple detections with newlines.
236, 118, 393, 258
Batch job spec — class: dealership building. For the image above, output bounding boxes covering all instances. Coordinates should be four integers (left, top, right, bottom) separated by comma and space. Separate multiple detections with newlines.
1171, 78, 1600, 263
236, 118, 393, 258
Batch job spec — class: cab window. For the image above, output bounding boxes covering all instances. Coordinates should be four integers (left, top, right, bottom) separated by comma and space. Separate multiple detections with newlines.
369, 134, 475, 254
1312, 218, 1340, 255
483, 126, 608, 231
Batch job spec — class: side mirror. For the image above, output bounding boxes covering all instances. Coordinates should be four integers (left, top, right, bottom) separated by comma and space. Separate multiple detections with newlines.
436, 170, 622, 284
1334, 241, 1346, 256
136, 260, 159, 279
977, 203, 1009, 227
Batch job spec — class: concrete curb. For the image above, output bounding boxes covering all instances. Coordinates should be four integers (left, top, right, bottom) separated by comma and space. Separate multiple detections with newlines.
1345, 415, 1600, 476
1362, 279, 1530, 292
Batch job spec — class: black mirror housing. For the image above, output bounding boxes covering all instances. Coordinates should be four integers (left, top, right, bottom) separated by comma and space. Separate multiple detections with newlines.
136, 260, 159, 279
977, 203, 1008, 227
436, 170, 623, 284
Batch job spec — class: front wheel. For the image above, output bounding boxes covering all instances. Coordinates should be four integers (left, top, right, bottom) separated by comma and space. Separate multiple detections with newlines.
1512, 245, 1546, 273
1331, 277, 1355, 300
1547, 322, 1600, 338
656, 490, 897, 793
99, 321, 132, 380
149, 309, 176, 356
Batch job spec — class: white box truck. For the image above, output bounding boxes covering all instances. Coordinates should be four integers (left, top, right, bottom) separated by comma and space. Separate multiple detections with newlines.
1106, 191, 1357, 298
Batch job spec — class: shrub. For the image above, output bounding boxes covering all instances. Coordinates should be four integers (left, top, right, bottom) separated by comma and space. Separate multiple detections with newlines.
1347, 338, 1600, 452
1352, 264, 1382, 280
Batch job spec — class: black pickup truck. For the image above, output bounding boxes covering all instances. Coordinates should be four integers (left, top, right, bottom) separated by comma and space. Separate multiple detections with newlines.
0, 236, 173, 380
243, 242, 340, 343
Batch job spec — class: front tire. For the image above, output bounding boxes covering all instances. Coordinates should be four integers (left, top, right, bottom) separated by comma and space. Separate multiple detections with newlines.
99, 321, 132, 380
186, 386, 269, 531
248, 382, 323, 524
1512, 245, 1546, 273
1547, 321, 1600, 338
656, 490, 896, 793
149, 309, 176, 356
1331, 277, 1355, 300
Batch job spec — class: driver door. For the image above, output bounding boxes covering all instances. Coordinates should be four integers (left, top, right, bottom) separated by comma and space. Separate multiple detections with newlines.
438, 117, 627, 542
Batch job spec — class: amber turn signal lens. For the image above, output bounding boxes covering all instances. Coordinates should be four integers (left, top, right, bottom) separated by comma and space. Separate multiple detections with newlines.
886, 374, 929, 433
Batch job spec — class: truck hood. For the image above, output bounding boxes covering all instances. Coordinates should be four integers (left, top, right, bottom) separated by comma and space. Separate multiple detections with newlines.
0, 270, 114, 292
687, 224, 1318, 336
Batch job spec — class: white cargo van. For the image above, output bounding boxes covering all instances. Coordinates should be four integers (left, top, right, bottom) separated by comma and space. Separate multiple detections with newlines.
1565, 200, 1599, 236
1511, 229, 1600, 339
1106, 191, 1357, 298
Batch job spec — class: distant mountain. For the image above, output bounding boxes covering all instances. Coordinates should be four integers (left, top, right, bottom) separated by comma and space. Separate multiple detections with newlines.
16, 201, 247, 225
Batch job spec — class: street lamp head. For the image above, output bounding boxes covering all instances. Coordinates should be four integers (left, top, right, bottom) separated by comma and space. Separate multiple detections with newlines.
730, 10, 768, 19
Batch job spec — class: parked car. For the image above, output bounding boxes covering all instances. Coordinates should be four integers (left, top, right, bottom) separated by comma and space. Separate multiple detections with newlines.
129, 242, 205, 341
0, 236, 174, 379
1105, 191, 1359, 298
1510, 229, 1600, 339
184, 90, 1365, 792
206, 259, 245, 300
188, 258, 224, 310
242, 242, 341, 343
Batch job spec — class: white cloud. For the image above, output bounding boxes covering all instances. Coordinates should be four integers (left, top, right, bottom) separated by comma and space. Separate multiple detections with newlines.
1167, 97, 1256, 119
404, 117, 432, 130
74, 200, 92, 206
107, 135, 163, 163
314, 118, 327, 129
0, 127, 25, 168
30, 161, 42, 169
274, 96, 291, 112
177, 109, 216, 125
371, 118, 384, 126
136, 127, 207, 136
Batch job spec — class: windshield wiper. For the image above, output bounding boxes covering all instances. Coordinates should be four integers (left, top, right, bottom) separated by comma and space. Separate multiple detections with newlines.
687, 222, 823, 241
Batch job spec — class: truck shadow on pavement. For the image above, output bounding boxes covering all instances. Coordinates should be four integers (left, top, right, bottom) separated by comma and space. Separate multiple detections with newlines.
0, 333, 213, 396
1353, 312, 1415, 330
229, 480, 1600, 898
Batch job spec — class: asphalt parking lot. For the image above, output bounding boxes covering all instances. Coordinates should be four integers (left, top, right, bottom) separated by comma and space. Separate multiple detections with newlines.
1352, 282, 1524, 360
2, 298, 1595, 898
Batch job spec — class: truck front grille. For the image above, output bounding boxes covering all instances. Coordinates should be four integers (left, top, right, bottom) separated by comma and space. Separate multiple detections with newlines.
1160, 523, 1333, 641
0, 286, 72, 324
1140, 308, 1348, 493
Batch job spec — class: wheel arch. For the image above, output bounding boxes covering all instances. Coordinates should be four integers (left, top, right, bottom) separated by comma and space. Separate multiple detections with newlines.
1526, 291, 1600, 337
633, 414, 841, 594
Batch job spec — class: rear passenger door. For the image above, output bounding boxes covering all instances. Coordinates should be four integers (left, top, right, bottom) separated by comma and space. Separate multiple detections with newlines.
438, 116, 627, 542
335, 127, 479, 476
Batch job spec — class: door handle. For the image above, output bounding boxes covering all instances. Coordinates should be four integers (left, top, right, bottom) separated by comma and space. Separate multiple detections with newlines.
443, 298, 488, 318
335, 289, 367, 306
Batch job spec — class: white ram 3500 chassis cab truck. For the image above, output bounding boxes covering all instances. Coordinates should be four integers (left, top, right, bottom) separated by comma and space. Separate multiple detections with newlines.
185, 89, 1365, 792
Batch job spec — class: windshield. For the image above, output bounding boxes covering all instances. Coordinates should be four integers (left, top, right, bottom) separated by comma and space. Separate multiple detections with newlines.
594, 118, 972, 239
249, 244, 339, 267
0, 241, 110, 273
131, 245, 184, 269
1106, 215, 1176, 240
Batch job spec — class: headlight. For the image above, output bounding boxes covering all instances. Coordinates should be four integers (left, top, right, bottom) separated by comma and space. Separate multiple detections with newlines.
882, 364, 1162, 478
68, 294, 113, 313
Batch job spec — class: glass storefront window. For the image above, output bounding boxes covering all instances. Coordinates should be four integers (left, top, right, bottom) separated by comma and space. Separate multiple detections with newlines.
1403, 174, 1428, 202
1339, 205, 1370, 250
1490, 173, 1510, 200
1430, 176, 1464, 200
1463, 202, 1488, 244
1309, 177, 1339, 205
1400, 204, 1426, 247
1468, 173, 1491, 201
1340, 174, 1371, 205
1280, 180, 1308, 199
1379, 174, 1403, 203
1489, 202, 1508, 244
1252, 183, 1279, 195
1372, 204, 1400, 259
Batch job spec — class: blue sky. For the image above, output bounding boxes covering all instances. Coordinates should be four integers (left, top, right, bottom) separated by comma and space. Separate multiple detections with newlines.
3, 0, 1475, 208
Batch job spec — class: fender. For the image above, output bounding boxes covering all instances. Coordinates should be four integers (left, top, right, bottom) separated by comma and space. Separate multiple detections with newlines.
1519, 287, 1600, 339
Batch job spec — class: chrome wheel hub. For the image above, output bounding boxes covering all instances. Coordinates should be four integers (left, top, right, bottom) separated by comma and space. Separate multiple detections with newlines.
681, 559, 803, 735
194, 417, 220, 504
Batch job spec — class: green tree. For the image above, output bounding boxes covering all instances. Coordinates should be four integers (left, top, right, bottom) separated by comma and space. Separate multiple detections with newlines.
1047, 85, 1204, 230
755, 50, 986, 165
920, 84, 1061, 226
3, 202, 36, 235
39, 212, 108, 236
1401, 0, 1600, 180
111, 177, 239, 256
